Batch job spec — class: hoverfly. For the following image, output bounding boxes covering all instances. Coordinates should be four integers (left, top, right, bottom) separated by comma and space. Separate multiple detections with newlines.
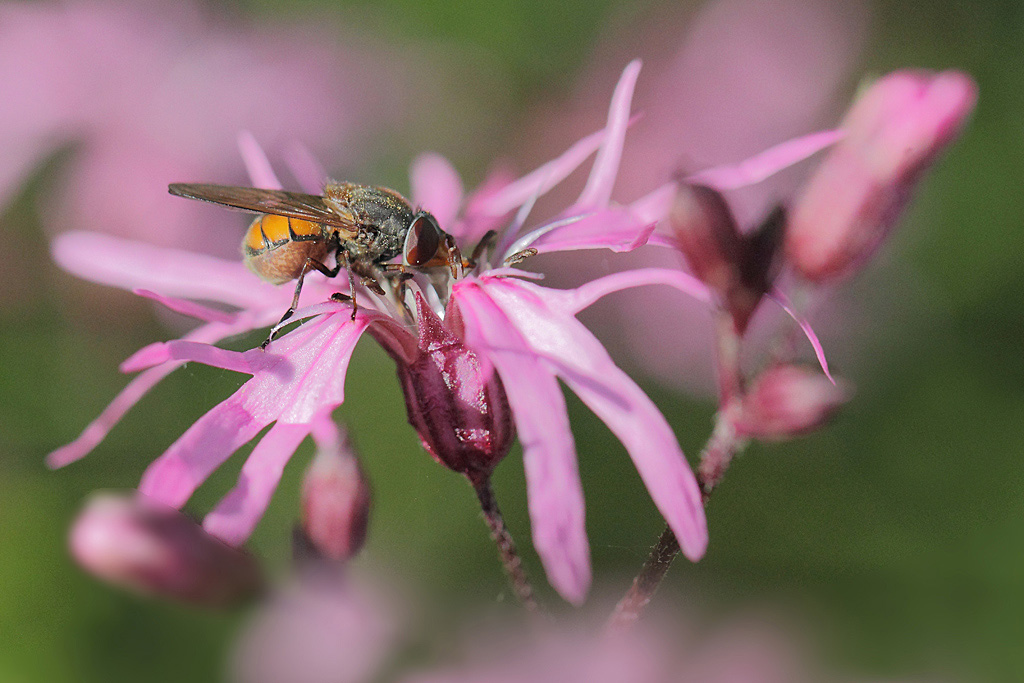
168, 181, 461, 346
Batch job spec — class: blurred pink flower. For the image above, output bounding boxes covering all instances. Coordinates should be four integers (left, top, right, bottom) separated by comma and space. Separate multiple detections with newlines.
517, 0, 870, 394
232, 568, 397, 683
787, 70, 978, 282
51, 63, 723, 605
0, 0, 406, 256
300, 420, 372, 562
70, 491, 262, 606
232, 570, 887, 683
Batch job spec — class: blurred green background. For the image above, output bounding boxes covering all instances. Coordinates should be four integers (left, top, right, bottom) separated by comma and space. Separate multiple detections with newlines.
0, 0, 1020, 681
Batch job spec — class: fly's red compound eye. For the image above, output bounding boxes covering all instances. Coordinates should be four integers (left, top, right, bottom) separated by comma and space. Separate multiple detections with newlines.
404, 213, 442, 267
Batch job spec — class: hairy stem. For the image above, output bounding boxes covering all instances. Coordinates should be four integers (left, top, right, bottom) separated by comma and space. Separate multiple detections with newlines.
606, 525, 680, 632
606, 416, 748, 633
471, 476, 539, 612
607, 310, 749, 632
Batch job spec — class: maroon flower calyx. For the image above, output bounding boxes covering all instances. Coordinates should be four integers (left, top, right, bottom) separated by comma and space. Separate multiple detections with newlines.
381, 294, 515, 480
300, 426, 372, 563
669, 183, 786, 332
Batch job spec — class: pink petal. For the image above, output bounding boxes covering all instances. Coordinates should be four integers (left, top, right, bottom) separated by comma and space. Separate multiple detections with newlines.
47, 362, 182, 469
139, 400, 268, 509
549, 267, 711, 315
203, 421, 313, 545
476, 124, 614, 218
53, 231, 275, 309
574, 60, 641, 209
237, 131, 283, 189
410, 153, 464, 228
479, 278, 708, 561
48, 316, 264, 469
163, 341, 264, 375
283, 141, 328, 194
454, 282, 591, 604
523, 208, 656, 255
134, 288, 237, 324
685, 129, 843, 191
768, 290, 834, 384
120, 342, 173, 373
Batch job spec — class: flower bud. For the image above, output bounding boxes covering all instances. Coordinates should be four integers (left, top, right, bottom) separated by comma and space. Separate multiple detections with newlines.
384, 294, 515, 479
70, 492, 262, 606
300, 432, 371, 563
669, 183, 786, 332
668, 183, 744, 295
737, 365, 851, 440
787, 70, 977, 282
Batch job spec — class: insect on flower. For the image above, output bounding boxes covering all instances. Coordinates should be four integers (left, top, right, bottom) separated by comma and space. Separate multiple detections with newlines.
168, 181, 464, 345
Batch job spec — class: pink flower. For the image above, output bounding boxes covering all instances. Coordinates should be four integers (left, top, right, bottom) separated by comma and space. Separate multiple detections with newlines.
0, 0, 405, 256
51, 62, 718, 605
516, 0, 870, 395
232, 569, 397, 683
786, 70, 978, 282
70, 492, 262, 606
232, 570, 886, 683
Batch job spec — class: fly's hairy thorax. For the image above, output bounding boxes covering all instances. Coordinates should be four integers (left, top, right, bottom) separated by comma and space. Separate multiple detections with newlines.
325, 182, 414, 264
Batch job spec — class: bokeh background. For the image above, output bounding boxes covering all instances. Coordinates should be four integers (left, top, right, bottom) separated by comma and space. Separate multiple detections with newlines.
0, 0, 1019, 681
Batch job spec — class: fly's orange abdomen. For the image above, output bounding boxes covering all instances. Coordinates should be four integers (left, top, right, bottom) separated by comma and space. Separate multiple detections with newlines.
242, 214, 330, 285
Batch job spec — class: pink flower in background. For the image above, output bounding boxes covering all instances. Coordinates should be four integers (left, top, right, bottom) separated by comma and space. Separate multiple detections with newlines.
70, 492, 262, 606
231, 569, 878, 683
51, 63, 721, 605
517, 0, 871, 394
0, 0, 406, 256
787, 70, 978, 282
232, 569, 398, 683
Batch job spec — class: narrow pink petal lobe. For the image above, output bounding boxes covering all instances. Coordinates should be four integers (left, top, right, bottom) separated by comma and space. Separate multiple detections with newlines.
204, 421, 313, 545
454, 282, 591, 604
139, 400, 267, 509
769, 290, 834, 384
47, 362, 183, 469
686, 129, 843, 190
548, 268, 711, 316
574, 60, 641, 209
525, 208, 656, 255
238, 131, 284, 189
134, 289, 237, 324
477, 125, 611, 218
48, 316, 269, 468
53, 231, 274, 309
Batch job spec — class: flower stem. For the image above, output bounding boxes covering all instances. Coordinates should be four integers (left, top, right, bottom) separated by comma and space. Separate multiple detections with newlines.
606, 415, 747, 632
607, 309, 749, 632
714, 308, 744, 403
606, 525, 680, 632
471, 476, 539, 612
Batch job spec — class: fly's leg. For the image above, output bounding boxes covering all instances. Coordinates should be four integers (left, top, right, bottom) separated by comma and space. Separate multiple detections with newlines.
380, 264, 416, 321
445, 234, 464, 278
262, 256, 340, 349
466, 230, 498, 270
